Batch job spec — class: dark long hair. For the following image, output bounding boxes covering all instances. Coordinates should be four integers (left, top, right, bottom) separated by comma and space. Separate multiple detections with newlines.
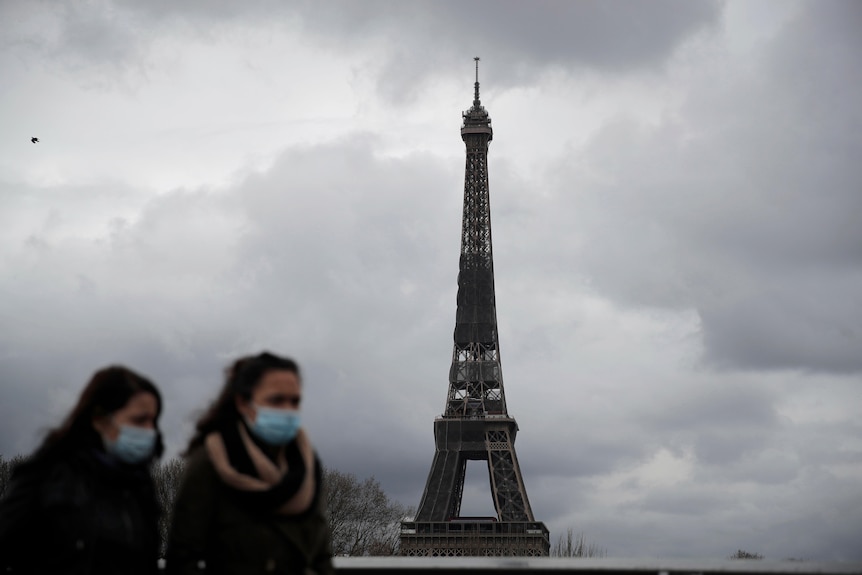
34, 365, 164, 462
184, 352, 301, 454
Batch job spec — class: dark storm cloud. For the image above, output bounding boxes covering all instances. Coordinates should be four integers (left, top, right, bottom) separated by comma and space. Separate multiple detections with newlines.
765, 487, 862, 562
692, 2, 862, 373
534, 1, 862, 374
639, 383, 778, 432
0, 180, 251, 455
0, 360, 66, 456
0, 337, 225, 455
636, 486, 728, 516
230, 138, 461, 351
0, 135, 460, 468
562, 459, 862, 560
54, 4, 142, 69
791, 419, 862, 469
518, 421, 655, 479
291, 0, 722, 99
635, 383, 783, 466
0, 2, 142, 82
3, 1, 721, 97
699, 283, 862, 373
701, 448, 800, 485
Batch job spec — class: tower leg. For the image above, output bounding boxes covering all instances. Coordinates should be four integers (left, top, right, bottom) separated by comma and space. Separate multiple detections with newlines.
486, 428, 533, 522
415, 449, 466, 521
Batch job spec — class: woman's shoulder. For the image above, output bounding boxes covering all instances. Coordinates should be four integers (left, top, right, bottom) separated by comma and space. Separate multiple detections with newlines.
3, 448, 96, 510
170, 446, 222, 515
178, 445, 218, 483
15, 446, 86, 480
184, 443, 211, 466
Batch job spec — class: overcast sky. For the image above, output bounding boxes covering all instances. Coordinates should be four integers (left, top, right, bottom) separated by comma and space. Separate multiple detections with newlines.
1, 0, 861, 562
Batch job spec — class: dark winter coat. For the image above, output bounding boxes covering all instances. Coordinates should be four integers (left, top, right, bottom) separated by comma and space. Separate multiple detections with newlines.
0, 447, 160, 575
165, 446, 334, 575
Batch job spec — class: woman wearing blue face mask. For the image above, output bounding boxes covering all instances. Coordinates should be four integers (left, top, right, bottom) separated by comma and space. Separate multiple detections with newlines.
0, 365, 163, 574
166, 352, 333, 575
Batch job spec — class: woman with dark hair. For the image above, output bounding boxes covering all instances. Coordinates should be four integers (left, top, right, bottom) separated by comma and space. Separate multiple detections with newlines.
0, 365, 163, 574
166, 352, 333, 575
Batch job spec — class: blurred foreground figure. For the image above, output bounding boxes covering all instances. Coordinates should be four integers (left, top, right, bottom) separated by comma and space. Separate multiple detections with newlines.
0, 366, 163, 574
166, 352, 333, 575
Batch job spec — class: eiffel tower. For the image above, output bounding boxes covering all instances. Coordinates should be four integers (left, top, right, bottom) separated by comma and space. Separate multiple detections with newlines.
400, 59, 549, 557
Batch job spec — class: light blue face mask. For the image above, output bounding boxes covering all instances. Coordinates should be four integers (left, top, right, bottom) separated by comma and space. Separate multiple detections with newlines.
104, 424, 157, 464
246, 406, 301, 446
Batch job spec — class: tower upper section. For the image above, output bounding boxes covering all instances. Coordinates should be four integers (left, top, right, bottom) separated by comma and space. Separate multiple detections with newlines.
446, 58, 508, 418
461, 57, 493, 141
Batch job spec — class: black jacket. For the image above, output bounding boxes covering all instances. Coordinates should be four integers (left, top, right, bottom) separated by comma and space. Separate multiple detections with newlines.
0, 447, 160, 575
165, 446, 334, 575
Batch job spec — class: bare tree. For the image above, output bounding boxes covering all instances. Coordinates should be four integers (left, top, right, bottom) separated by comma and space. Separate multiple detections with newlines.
324, 468, 411, 556
551, 529, 607, 558
0, 454, 27, 500
151, 457, 186, 557
730, 550, 764, 560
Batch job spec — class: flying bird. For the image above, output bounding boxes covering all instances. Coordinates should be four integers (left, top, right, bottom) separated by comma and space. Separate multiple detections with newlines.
31, 137, 39, 143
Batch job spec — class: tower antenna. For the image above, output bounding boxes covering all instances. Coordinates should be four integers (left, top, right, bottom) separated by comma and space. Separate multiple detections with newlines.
473, 56, 481, 106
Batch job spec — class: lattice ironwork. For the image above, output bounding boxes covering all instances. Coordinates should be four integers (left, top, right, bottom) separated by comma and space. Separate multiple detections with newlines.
400, 521, 550, 557
404, 59, 548, 557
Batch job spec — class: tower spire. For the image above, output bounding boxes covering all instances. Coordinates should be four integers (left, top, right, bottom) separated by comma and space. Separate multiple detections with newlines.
462, 57, 492, 140
474, 56, 481, 106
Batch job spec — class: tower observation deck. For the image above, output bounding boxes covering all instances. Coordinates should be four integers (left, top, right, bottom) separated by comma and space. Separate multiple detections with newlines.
400, 59, 549, 557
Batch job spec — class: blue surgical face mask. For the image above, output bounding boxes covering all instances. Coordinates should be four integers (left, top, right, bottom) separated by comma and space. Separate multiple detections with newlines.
246, 406, 301, 446
104, 424, 157, 464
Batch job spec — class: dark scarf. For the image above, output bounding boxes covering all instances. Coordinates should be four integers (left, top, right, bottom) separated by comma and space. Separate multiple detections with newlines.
205, 422, 319, 515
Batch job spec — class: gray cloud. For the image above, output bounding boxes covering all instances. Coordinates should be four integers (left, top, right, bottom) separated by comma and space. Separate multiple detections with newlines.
294, 0, 723, 100
0, 135, 457, 458
3, 1, 721, 98
531, 1, 862, 374
636, 485, 729, 516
